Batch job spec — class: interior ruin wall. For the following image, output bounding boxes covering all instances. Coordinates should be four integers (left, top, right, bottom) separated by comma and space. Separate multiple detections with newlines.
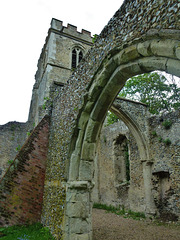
93, 109, 180, 220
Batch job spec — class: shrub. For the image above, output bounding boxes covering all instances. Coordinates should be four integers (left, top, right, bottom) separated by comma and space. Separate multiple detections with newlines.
162, 120, 172, 129
163, 138, 171, 145
151, 131, 157, 136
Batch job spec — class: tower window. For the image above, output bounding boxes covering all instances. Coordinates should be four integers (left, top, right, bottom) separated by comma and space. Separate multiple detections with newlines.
72, 49, 77, 68
71, 48, 83, 69
79, 51, 83, 63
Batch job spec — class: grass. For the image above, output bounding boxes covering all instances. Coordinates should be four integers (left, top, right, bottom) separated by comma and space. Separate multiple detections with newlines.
93, 203, 146, 220
0, 223, 55, 240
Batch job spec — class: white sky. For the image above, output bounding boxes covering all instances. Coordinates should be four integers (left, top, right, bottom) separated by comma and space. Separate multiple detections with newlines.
0, 0, 124, 125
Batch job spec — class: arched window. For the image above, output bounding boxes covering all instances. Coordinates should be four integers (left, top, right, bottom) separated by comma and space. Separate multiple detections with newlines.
79, 51, 83, 63
71, 48, 83, 69
72, 49, 77, 68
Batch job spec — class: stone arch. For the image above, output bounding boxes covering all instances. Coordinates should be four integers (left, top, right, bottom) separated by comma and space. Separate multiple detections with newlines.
110, 98, 153, 214
68, 36, 180, 180
110, 102, 149, 161
65, 35, 180, 239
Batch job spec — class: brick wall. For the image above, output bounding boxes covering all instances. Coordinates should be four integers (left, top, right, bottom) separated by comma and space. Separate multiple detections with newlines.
0, 115, 50, 226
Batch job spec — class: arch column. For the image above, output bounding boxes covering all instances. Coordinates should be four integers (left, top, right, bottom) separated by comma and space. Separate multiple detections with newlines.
63, 181, 93, 240
142, 160, 156, 215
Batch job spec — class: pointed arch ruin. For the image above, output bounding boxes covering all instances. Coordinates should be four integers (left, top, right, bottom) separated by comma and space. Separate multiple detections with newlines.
64, 33, 180, 238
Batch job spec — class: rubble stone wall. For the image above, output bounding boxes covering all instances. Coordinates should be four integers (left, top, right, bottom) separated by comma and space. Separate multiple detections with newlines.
149, 110, 180, 220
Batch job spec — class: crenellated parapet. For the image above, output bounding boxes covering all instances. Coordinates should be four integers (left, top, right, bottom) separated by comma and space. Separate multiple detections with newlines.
50, 18, 92, 42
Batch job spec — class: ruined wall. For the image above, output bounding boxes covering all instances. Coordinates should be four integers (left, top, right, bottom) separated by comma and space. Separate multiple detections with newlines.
93, 109, 180, 220
0, 116, 50, 226
40, 0, 180, 238
149, 110, 180, 220
0, 121, 32, 179
94, 121, 146, 212
93, 121, 128, 205
93, 98, 149, 212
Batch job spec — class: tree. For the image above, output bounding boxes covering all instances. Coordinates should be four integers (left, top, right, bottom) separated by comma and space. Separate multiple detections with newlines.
106, 72, 180, 124
118, 72, 180, 115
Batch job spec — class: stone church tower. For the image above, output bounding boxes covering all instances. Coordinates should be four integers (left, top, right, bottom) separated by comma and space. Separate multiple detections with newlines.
28, 18, 92, 125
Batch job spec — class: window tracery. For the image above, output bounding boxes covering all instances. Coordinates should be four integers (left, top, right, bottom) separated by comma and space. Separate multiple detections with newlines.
71, 48, 83, 68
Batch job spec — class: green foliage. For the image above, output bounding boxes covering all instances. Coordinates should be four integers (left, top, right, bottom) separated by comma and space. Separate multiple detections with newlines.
7, 160, 14, 165
10, 124, 16, 131
93, 203, 117, 212
151, 131, 157, 136
162, 120, 172, 129
163, 138, 171, 146
42, 97, 50, 110
151, 131, 171, 146
15, 145, 21, 152
106, 72, 179, 125
126, 209, 146, 220
93, 203, 145, 220
106, 111, 119, 125
119, 72, 180, 115
92, 34, 98, 43
0, 223, 55, 240
27, 131, 31, 137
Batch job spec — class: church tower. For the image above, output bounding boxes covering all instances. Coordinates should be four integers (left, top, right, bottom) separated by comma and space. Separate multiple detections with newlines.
28, 18, 92, 125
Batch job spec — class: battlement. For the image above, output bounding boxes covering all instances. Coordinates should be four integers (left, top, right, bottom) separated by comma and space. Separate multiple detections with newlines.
50, 18, 92, 42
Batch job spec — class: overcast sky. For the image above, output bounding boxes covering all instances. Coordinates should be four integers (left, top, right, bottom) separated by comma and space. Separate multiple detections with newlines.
0, 0, 124, 125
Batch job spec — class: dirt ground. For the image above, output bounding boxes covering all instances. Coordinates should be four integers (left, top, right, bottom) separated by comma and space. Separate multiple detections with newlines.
92, 209, 180, 240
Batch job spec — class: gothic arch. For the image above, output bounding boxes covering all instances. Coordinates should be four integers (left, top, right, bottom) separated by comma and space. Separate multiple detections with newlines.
68, 36, 180, 180
110, 102, 149, 161
65, 35, 180, 238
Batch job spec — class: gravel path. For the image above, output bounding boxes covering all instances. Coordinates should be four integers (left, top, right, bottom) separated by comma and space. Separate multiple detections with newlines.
92, 209, 180, 240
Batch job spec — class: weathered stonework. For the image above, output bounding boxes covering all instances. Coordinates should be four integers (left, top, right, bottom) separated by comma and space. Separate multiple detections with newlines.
93, 100, 180, 219
0, 0, 179, 239
0, 121, 32, 178
54, 1, 180, 238
149, 111, 180, 220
